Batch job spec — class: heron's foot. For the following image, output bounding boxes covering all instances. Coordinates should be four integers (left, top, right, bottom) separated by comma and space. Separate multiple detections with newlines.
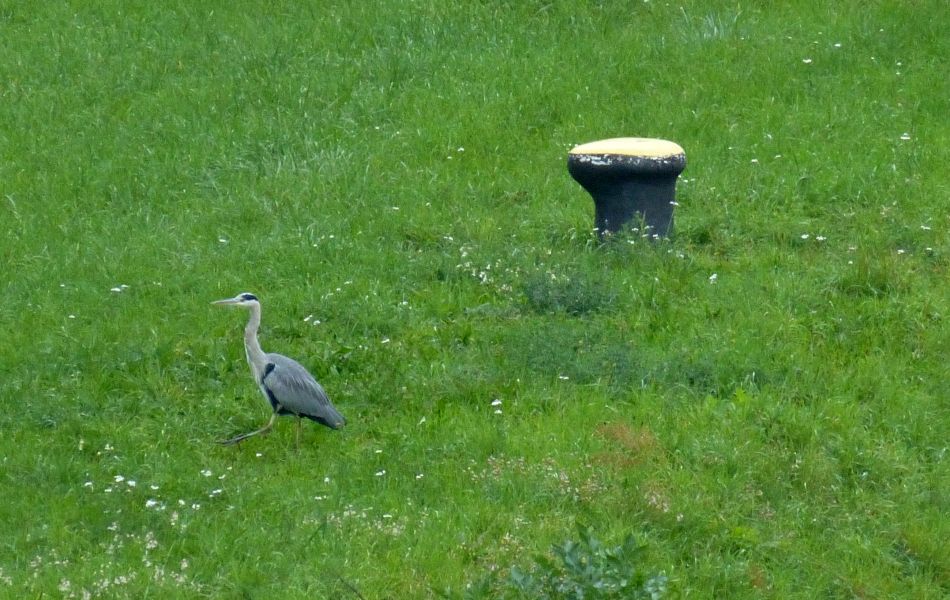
217, 430, 267, 446
217, 414, 277, 446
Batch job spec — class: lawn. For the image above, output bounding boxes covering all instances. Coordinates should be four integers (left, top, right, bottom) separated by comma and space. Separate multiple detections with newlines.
1, 1, 948, 597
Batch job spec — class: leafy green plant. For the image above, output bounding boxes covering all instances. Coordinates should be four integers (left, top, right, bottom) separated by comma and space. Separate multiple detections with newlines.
506, 526, 667, 599
522, 271, 618, 316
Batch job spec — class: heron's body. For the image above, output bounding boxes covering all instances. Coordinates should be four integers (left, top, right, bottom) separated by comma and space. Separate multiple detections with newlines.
214, 292, 344, 445
255, 353, 343, 428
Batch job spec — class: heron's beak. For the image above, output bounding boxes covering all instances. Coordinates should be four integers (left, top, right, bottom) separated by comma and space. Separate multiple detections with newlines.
212, 297, 240, 306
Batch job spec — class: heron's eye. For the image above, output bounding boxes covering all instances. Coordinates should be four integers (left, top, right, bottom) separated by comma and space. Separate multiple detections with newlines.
240, 293, 258, 301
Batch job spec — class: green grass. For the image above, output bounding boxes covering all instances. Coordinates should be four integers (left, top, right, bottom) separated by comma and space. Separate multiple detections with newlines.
2, 0, 948, 597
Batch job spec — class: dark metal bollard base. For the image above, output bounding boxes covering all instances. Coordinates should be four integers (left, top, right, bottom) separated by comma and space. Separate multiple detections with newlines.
568, 138, 686, 238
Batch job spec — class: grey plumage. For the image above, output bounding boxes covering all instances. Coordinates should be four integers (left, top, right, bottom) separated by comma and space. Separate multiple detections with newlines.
213, 292, 345, 446
260, 354, 345, 428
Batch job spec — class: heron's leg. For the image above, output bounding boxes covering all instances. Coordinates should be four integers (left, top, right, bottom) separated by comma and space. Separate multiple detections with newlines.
217, 412, 278, 446
295, 416, 302, 450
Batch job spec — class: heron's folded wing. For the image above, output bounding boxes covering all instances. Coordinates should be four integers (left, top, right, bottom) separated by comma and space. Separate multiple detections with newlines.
262, 354, 343, 427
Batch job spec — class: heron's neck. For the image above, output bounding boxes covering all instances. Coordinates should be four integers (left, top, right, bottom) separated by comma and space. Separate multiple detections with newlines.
243, 303, 267, 378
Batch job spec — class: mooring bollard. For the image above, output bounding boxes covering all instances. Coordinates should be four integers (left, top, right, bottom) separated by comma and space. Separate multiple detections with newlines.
567, 137, 686, 238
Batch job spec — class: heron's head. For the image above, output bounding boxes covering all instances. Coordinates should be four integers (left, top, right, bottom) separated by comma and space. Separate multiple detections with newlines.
212, 292, 259, 309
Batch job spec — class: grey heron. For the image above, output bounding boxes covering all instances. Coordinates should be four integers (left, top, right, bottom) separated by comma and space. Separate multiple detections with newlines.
212, 292, 345, 446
